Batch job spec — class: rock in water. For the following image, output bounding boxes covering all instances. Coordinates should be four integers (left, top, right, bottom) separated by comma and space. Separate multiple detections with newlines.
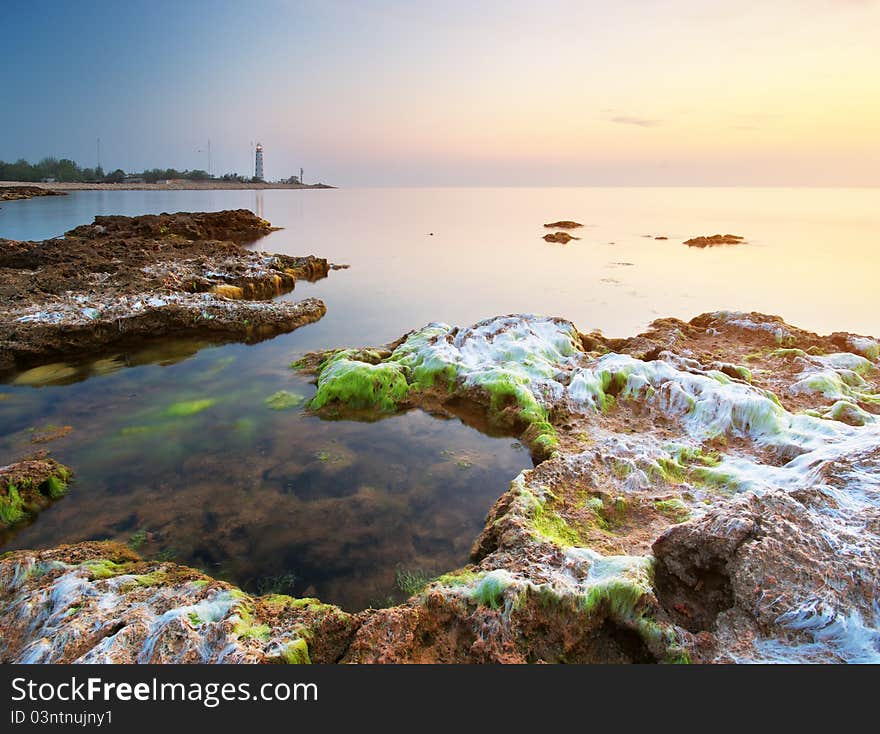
543, 220, 583, 229
683, 234, 745, 247
543, 231, 579, 244
0, 210, 336, 375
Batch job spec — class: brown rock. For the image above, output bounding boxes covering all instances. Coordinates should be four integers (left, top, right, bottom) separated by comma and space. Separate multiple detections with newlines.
543, 220, 583, 229
543, 232, 579, 244
0, 210, 335, 375
0, 186, 66, 202
683, 234, 745, 247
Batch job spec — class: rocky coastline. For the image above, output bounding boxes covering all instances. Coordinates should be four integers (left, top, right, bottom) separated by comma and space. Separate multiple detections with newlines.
0, 186, 67, 202
0, 210, 334, 375
2, 307, 878, 663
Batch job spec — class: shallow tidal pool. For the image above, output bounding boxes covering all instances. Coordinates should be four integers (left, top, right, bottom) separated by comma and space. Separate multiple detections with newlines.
0, 340, 531, 610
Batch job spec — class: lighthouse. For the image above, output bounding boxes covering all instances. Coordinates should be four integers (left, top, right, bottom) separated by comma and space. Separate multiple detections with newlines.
254, 142, 264, 180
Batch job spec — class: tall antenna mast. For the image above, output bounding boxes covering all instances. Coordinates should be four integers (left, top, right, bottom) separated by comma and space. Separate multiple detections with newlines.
97, 137, 101, 170
208, 139, 212, 176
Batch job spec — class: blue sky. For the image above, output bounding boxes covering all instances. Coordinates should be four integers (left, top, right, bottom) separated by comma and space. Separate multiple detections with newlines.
2, 0, 878, 185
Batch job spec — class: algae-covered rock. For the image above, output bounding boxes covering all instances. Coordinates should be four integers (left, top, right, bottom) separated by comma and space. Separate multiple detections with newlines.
7, 310, 880, 664
0, 457, 71, 530
0, 542, 358, 663
296, 311, 880, 663
311, 352, 409, 412
302, 316, 582, 459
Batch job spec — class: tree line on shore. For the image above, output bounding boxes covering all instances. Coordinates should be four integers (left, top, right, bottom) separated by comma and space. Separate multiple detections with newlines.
0, 158, 260, 184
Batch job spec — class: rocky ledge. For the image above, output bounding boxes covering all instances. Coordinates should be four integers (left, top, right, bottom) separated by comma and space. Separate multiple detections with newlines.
0, 542, 356, 663
0, 186, 67, 202
2, 310, 878, 663
0, 210, 332, 374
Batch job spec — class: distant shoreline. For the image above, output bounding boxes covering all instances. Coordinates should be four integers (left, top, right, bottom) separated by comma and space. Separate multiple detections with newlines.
0, 180, 334, 192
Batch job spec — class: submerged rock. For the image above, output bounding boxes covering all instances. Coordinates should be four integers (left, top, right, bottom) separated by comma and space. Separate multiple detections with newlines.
265, 390, 306, 410
683, 234, 745, 247
0, 210, 334, 375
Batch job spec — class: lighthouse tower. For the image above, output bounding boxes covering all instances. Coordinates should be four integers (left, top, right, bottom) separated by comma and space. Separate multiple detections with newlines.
254, 143, 264, 180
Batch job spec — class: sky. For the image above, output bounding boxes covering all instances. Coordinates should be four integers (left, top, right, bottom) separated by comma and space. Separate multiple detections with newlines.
2, 0, 879, 186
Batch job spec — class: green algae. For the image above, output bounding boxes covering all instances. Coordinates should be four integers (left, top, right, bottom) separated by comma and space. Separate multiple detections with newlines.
279, 638, 311, 664
670, 445, 722, 468
311, 352, 409, 412
579, 578, 648, 620
647, 446, 732, 491
1, 468, 69, 527
80, 559, 130, 580
469, 570, 513, 610
797, 371, 880, 406
0, 485, 25, 525
164, 398, 216, 418
265, 390, 306, 411
395, 567, 433, 597
690, 466, 740, 491
653, 498, 691, 523
133, 570, 168, 587
263, 595, 338, 614
306, 324, 562, 455
860, 342, 880, 361
532, 503, 584, 546
44, 474, 67, 499
434, 569, 481, 587
826, 400, 874, 426
471, 371, 559, 454
654, 457, 687, 484
611, 460, 633, 479
233, 606, 271, 641
771, 348, 808, 360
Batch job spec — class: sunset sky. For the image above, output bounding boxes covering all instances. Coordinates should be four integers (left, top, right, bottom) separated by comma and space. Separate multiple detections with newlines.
3, 0, 879, 185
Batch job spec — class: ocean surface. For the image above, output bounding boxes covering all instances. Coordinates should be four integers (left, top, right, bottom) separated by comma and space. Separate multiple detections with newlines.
1, 186, 878, 609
